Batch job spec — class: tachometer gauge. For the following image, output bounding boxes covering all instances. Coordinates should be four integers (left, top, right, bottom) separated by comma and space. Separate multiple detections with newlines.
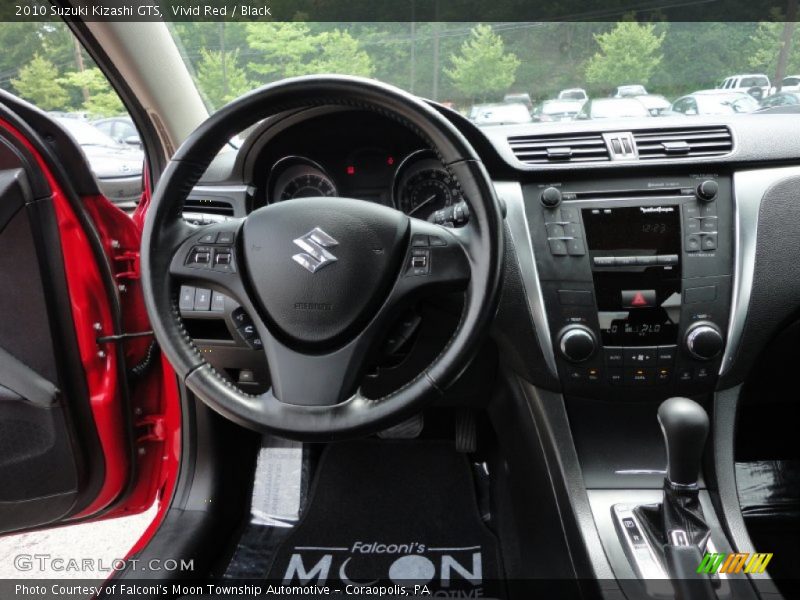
393, 150, 463, 220
269, 158, 338, 203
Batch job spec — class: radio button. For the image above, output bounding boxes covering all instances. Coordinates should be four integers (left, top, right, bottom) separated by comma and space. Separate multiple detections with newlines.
594, 256, 616, 266
566, 238, 586, 256
624, 347, 657, 366
700, 202, 718, 217
548, 239, 568, 255
560, 206, 579, 222
657, 254, 679, 265
546, 223, 565, 237
635, 255, 658, 265
657, 345, 677, 364
685, 218, 701, 234
615, 256, 638, 266
700, 217, 718, 232
685, 234, 702, 252
683, 203, 701, 219
604, 347, 625, 365
656, 366, 672, 383
563, 222, 582, 237
701, 233, 717, 250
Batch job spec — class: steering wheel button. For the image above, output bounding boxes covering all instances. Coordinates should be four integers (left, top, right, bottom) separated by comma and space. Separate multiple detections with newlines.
211, 292, 226, 312
194, 288, 211, 311
198, 232, 217, 244
217, 231, 235, 244
411, 234, 429, 247
239, 324, 256, 339
429, 235, 447, 246
179, 286, 195, 311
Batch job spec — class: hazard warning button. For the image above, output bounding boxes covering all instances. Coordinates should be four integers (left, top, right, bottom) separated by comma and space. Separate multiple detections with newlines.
621, 290, 657, 308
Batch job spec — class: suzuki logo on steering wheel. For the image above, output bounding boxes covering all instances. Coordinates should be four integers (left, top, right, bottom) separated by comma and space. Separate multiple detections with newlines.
292, 227, 339, 273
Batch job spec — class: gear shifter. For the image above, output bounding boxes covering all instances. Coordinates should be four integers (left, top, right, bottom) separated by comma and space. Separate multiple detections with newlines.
658, 396, 710, 488
632, 398, 717, 598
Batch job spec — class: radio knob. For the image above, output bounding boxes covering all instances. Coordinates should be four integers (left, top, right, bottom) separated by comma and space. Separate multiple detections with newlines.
541, 186, 562, 208
697, 180, 719, 202
685, 322, 724, 361
558, 325, 597, 363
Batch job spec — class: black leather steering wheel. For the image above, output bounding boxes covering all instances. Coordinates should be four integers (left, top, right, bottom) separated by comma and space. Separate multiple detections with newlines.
141, 75, 504, 439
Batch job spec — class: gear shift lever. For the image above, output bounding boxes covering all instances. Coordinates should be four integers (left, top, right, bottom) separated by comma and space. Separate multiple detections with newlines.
658, 397, 710, 487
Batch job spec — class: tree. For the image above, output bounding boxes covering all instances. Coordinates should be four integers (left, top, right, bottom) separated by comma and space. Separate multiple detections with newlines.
747, 10, 800, 84
303, 30, 374, 77
11, 55, 69, 111
444, 25, 520, 102
585, 21, 665, 89
60, 68, 124, 117
196, 48, 251, 109
245, 22, 317, 81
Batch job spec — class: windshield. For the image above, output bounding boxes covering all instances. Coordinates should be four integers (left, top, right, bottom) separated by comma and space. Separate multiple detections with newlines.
163, 21, 800, 126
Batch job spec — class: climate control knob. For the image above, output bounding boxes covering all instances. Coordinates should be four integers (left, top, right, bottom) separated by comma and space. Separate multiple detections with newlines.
685, 322, 724, 361
696, 180, 719, 202
558, 325, 597, 363
540, 186, 563, 208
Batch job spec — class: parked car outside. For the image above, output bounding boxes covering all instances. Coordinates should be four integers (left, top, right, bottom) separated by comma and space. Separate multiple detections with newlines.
718, 74, 771, 99
634, 94, 672, 116
611, 84, 648, 98
577, 97, 651, 119
93, 115, 141, 147
532, 99, 584, 122
557, 88, 589, 102
503, 92, 533, 111
669, 90, 759, 116
757, 91, 800, 111
54, 116, 144, 209
471, 102, 532, 126
777, 75, 800, 92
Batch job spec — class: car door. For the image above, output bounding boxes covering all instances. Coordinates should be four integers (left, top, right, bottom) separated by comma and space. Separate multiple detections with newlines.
0, 91, 178, 536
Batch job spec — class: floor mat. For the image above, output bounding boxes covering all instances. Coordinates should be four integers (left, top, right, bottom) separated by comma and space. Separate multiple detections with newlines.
266, 439, 504, 597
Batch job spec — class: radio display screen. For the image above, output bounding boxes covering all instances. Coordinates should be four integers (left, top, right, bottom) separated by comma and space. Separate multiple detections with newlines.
582, 205, 680, 255
581, 205, 682, 346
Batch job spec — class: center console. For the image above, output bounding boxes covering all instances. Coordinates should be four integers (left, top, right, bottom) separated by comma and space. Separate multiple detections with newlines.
525, 175, 733, 399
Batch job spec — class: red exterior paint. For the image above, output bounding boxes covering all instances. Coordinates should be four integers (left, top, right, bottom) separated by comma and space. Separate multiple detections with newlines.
0, 119, 181, 534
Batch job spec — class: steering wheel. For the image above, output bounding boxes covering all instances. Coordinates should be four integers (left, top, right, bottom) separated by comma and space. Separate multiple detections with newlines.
141, 75, 504, 439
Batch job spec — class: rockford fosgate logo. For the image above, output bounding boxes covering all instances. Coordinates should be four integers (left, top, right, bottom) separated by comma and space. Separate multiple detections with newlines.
639, 206, 675, 214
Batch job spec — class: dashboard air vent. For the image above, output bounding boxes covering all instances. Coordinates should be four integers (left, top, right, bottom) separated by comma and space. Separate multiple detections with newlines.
633, 126, 732, 159
508, 132, 610, 164
183, 198, 235, 216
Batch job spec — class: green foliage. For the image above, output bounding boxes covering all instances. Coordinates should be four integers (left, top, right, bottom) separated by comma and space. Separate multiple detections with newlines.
196, 48, 251, 109
444, 25, 520, 101
747, 17, 800, 76
61, 67, 125, 117
585, 21, 666, 89
11, 54, 69, 111
245, 23, 373, 81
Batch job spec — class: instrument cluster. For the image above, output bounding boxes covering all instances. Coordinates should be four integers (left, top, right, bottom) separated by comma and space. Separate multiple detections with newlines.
264, 149, 465, 221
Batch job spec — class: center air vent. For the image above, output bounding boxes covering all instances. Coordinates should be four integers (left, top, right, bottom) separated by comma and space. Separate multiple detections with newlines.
633, 126, 733, 159
508, 132, 610, 164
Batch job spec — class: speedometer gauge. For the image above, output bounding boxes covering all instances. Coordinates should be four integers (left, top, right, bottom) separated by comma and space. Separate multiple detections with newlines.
392, 150, 463, 220
399, 169, 458, 219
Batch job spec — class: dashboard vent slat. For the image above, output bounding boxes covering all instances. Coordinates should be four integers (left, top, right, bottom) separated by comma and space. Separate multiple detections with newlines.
508, 132, 610, 164
183, 198, 235, 216
633, 126, 732, 160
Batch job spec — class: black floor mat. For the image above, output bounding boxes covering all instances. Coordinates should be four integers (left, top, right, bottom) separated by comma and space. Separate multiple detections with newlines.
266, 440, 504, 597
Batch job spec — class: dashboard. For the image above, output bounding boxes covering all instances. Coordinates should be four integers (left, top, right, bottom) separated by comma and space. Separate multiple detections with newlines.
182, 105, 800, 403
